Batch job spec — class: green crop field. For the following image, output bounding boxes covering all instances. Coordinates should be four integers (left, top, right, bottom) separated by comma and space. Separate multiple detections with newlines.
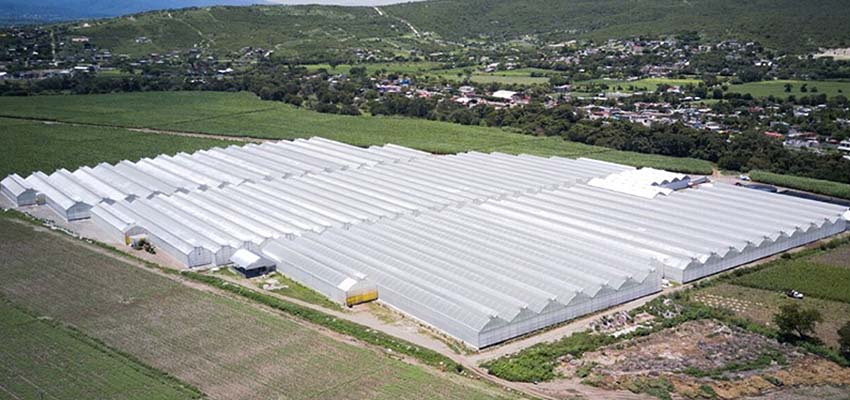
726, 80, 850, 99
586, 150, 714, 175
749, 170, 850, 200
0, 91, 713, 175
0, 298, 201, 400
0, 216, 515, 400
0, 117, 230, 178
731, 251, 850, 304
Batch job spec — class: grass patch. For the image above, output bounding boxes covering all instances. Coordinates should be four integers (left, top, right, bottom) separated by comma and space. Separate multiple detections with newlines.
726, 80, 850, 99
262, 272, 343, 311
480, 332, 616, 382
573, 77, 702, 93
749, 170, 850, 200
622, 377, 675, 400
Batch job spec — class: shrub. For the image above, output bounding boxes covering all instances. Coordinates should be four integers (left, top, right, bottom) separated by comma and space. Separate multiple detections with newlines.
773, 303, 822, 340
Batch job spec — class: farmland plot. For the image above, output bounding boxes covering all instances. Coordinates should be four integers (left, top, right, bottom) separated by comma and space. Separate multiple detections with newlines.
0, 299, 200, 400
0, 218, 515, 400
0, 117, 229, 178
0, 92, 716, 174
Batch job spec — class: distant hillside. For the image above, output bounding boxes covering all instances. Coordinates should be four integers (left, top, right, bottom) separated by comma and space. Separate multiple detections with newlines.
0, 0, 266, 25
387, 0, 850, 51
45, 0, 850, 56
70, 5, 420, 60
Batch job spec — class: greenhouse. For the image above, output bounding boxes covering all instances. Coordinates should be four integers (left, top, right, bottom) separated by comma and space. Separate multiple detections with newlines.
3, 137, 848, 348
4, 137, 428, 221
0, 173, 37, 207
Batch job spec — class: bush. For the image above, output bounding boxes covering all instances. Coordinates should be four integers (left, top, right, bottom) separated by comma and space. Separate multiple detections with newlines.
839, 321, 850, 361
481, 332, 615, 382
774, 303, 822, 340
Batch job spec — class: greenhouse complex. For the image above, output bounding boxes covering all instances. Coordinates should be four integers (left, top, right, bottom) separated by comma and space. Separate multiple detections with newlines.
3, 137, 848, 348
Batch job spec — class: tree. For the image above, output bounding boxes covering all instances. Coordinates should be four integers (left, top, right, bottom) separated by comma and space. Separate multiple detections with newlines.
839, 321, 850, 360
774, 303, 822, 340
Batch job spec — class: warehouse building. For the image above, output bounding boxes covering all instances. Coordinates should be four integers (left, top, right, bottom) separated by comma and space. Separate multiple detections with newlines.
3, 137, 848, 348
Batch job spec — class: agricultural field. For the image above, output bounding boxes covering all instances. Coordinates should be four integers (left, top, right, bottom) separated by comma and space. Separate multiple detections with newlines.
0, 298, 201, 400
732, 258, 850, 304
572, 77, 702, 93
586, 150, 714, 175
0, 117, 229, 178
429, 67, 553, 85
726, 80, 850, 99
693, 238, 850, 347
0, 216, 516, 400
749, 171, 850, 200
300, 62, 443, 75
0, 91, 713, 174
695, 284, 850, 348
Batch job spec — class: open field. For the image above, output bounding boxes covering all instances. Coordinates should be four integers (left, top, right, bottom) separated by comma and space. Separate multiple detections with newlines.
726, 80, 850, 98
0, 298, 201, 400
573, 77, 702, 92
0, 91, 714, 174
429, 67, 553, 85
300, 62, 443, 75
0, 117, 229, 178
0, 216, 516, 400
302, 64, 554, 85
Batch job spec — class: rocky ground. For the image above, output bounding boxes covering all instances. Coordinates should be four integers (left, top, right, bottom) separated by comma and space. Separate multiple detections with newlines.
559, 320, 850, 399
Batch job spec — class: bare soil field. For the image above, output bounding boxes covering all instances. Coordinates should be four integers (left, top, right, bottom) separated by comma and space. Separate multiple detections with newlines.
0, 217, 517, 400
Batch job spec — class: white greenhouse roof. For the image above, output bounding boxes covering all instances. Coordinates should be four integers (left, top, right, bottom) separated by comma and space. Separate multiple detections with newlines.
5, 138, 428, 221
7, 137, 847, 348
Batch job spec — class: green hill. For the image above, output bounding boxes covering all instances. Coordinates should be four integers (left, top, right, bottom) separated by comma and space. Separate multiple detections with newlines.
73, 5, 421, 59
66, 0, 850, 57
387, 0, 850, 52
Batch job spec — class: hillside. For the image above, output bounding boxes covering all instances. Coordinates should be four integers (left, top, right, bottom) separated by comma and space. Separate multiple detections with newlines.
63, 0, 850, 56
387, 0, 850, 51
69, 5, 424, 59
0, 0, 265, 25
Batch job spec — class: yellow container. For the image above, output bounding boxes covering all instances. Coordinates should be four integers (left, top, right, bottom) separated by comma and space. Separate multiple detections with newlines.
345, 290, 378, 307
